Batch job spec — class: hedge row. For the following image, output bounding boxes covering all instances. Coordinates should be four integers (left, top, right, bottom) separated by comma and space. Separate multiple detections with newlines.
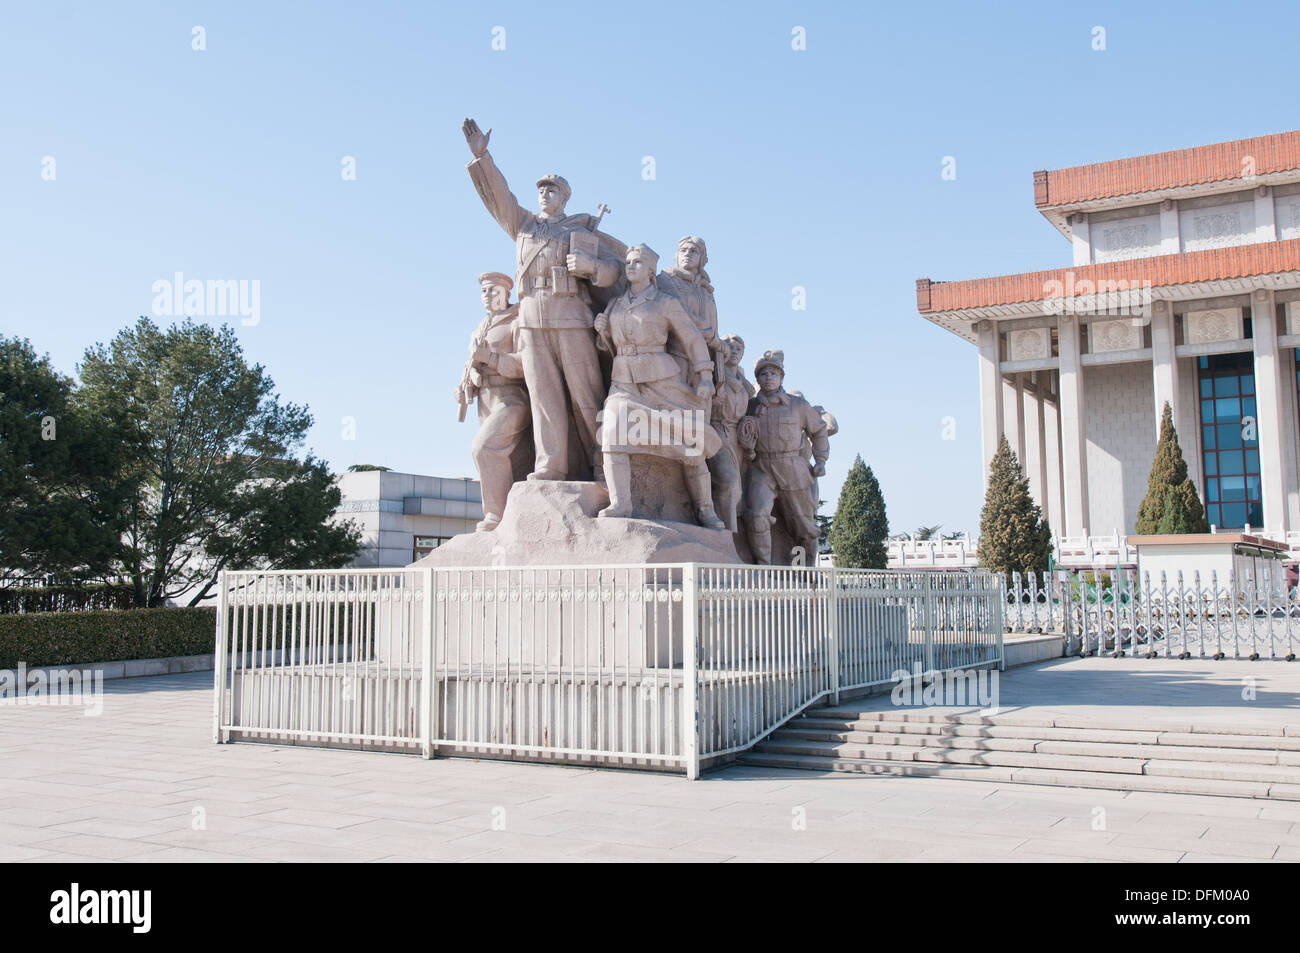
0, 584, 137, 615
0, 607, 216, 669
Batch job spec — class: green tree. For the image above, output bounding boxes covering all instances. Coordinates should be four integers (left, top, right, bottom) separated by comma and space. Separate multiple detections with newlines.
914, 524, 941, 540
977, 435, 1052, 580
1135, 402, 1209, 535
814, 501, 832, 550
78, 318, 361, 607
829, 455, 889, 568
0, 337, 125, 583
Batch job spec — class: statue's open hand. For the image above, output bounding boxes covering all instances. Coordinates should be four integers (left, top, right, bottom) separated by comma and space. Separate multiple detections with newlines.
462, 118, 490, 158
810, 461, 826, 478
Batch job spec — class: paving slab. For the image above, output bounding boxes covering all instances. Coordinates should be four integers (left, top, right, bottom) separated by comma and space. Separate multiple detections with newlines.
0, 669, 1297, 862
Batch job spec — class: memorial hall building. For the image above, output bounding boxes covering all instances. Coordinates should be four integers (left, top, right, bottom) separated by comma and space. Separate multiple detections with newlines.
917, 129, 1300, 545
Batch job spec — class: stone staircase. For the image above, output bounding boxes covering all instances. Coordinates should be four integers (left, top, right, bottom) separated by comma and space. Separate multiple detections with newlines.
739, 706, 1300, 799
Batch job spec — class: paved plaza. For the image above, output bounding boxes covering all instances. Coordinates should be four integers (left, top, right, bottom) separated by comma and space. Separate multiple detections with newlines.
855, 655, 1300, 731
2, 662, 1300, 862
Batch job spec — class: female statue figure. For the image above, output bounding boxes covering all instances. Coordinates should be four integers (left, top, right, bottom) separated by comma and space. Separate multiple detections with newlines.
594, 244, 725, 529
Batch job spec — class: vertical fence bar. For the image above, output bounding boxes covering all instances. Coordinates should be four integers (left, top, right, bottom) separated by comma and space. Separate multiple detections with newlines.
212, 571, 229, 743
420, 567, 434, 759
682, 564, 699, 780
828, 566, 840, 705
923, 573, 936, 673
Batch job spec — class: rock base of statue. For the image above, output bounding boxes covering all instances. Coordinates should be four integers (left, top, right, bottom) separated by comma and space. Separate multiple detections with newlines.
408, 479, 740, 568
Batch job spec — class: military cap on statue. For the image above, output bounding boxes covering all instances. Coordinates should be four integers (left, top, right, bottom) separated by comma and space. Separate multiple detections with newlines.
534, 173, 572, 204
754, 349, 785, 377
477, 271, 513, 290
625, 243, 661, 271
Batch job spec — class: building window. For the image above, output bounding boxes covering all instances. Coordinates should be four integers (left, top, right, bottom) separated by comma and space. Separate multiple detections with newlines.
1198, 353, 1261, 530
413, 536, 449, 560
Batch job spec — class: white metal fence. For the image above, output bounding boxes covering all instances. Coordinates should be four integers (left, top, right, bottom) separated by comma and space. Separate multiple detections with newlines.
213, 564, 1004, 777
1065, 570, 1300, 660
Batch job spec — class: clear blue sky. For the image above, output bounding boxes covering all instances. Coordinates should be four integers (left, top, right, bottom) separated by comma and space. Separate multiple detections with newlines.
3, 1, 1295, 537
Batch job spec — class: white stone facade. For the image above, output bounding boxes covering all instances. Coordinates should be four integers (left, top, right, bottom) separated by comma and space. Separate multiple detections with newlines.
922, 134, 1300, 541
335, 470, 483, 568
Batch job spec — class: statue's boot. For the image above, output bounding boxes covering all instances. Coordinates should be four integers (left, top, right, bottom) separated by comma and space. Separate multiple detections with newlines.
598, 453, 633, 518
477, 513, 502, 532
685, 461, 726, 530
746, 514, 773, 564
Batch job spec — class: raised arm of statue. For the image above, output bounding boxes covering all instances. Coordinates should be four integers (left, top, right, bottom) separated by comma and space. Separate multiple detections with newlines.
463, 118, 529, 239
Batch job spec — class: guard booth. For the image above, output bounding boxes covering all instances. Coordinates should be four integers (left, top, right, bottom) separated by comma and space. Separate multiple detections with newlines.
1128, 533, 1290, 598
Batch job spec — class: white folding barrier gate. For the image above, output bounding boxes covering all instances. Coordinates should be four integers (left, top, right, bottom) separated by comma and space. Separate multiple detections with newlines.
213, 564, 1003, 777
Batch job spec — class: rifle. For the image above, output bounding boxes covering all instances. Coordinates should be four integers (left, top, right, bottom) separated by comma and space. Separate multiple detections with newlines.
456, 359, 476, 422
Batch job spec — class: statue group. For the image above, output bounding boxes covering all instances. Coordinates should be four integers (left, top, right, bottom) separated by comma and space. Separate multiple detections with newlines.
453, 119, 834, 566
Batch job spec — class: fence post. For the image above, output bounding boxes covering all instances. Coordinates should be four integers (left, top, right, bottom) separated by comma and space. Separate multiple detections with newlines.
420, 567, 435, 760
828, 566, 840, 705
1060, 574, 1073, 655
212, 570, 229, 744
682, 563, 700, 780
923, 573, 936, 674
995, 575, 1005, 671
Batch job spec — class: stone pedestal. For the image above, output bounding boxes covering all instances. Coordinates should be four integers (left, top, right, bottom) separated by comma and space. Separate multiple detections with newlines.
381, 481, 741, 671
409, 479, 740, 567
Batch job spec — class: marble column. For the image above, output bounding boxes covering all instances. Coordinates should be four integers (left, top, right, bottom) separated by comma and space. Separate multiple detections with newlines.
1252, 289, 1288, 534
1150, 300, 1180, 438
978, 320, 1004, 486
1057, 314, 1089, 537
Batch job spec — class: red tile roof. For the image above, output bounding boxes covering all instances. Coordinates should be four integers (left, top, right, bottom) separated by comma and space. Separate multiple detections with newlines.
1034, 130, 1300, 208
917, 239, 1300, 313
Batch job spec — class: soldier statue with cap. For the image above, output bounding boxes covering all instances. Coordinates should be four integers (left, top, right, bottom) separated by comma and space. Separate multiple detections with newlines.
738, 350, 830, 565
462, 118, 624, 483
455, 272, 534, 531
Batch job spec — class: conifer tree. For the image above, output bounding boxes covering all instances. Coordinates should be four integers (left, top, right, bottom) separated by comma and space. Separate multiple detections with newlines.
829, 455, 889, 569
977, 435, 1052, 579
1135, 402, 1209, 535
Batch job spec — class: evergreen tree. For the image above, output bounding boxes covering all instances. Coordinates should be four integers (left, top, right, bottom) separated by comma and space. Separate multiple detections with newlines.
1135, 402, 1208, 535
0, 337, 126, 583
78, 318, 362, 606
977, 435, 1052, 579
828, 455, 889, 569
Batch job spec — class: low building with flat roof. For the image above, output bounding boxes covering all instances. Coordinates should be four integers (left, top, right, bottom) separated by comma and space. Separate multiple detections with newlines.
335, 470, 483, 568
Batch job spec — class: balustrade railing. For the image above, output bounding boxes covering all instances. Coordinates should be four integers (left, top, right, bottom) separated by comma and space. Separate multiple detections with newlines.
1064, 570, 1300, 660
213, 564, 1004, 777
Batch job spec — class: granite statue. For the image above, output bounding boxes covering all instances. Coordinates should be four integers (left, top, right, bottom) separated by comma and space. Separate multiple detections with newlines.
462, 117, 625, 482
709, 333, 751, 531
738, 350, 830, 564
593, 244, 725, 529
455, 271, 533, 531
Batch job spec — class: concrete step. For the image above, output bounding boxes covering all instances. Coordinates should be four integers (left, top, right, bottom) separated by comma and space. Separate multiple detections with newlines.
738, 751, 1300, 800
755, 738, 1148, 775
773, 727, 1300, 765
792, 715, 1300, 751
809, 707, 1300, 740
1142, 758, 1300, 785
